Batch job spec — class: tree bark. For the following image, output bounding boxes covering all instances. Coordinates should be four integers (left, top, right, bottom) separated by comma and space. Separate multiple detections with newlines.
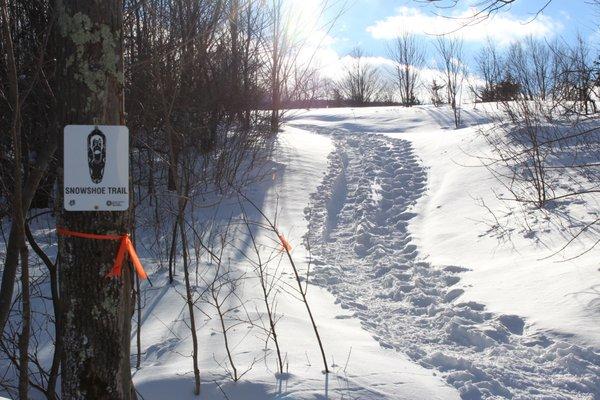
55, 1, 135, 399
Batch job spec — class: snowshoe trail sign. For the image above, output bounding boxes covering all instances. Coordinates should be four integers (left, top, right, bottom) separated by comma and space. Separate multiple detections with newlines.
64, 125, 129, 211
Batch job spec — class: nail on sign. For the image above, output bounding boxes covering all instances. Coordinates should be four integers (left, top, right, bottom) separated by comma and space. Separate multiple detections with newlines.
63, 125, 129, 211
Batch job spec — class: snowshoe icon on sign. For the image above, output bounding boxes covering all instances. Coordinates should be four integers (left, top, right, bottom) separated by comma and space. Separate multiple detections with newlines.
87, 127, 106, 184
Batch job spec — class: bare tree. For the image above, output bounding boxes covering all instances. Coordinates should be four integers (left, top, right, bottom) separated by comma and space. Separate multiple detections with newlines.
378, 80, 397, 104
505, 37, 552, 101
236, 190, 329, 374
264, 0, 347, 130
178, 192, 201, 395
337, 47, 382, 105
435, 36, 466, 128
388, 32, 425, 106
565, 35, 597, 115
545, 36, 598, 115
266, 0, 287, 132
525, 36, 551, 101
474, 37, 504, 102
549, 39, 571, 102
506, 41, 534, 99
240, 209, 284, 374
203, 246, 252, 383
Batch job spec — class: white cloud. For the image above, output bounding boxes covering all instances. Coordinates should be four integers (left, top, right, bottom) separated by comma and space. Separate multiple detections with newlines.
304, 39, 488, 104
366, 6, 563, 47
313, 50, 395, 81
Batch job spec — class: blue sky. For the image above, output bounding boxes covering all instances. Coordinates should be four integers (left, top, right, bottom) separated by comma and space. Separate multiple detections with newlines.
316, 0, 599, 70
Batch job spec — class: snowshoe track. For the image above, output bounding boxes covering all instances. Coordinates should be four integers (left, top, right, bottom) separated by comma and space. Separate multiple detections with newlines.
306, 133, 600, 400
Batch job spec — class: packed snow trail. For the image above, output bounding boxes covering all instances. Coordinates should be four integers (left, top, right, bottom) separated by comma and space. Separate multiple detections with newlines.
305, 132, 600, 400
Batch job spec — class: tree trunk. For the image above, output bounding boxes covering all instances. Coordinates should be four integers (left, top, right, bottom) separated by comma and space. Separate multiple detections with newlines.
18, 245, 30, 400
55, 1, 135, 399
178, 195, 201, 395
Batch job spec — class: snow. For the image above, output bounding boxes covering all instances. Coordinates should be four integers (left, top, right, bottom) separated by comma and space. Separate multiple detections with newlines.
406, 126, 600, 349
287, 104, 600, 346
287, 104, 600, 399
4, 104, 599, 399
131, 125, 458, 399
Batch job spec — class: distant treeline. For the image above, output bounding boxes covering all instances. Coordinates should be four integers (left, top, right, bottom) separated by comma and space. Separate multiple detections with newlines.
279, 99, 402, 109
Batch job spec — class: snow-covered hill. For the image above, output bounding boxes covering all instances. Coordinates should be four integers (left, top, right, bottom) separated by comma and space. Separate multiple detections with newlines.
289, 105, 600, 349
10, 104, 599, 400
288, 105, 600, 399
132, 123, 458, 400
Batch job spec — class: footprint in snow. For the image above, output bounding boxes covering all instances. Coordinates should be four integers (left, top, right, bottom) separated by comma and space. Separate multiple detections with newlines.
304, 132, 600, 400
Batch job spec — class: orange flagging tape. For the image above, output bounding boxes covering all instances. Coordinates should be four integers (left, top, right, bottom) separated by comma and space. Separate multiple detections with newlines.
57, 227, 148, 280
278, 233, 292, 252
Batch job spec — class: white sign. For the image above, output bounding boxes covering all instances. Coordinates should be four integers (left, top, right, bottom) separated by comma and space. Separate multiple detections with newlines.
64, 125, 129, 211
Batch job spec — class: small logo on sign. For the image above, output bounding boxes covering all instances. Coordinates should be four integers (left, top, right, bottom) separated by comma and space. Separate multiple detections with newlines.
88, 127, 106, 184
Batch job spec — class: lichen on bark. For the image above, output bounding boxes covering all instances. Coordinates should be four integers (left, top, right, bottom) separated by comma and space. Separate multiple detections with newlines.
56, 0, 121, 113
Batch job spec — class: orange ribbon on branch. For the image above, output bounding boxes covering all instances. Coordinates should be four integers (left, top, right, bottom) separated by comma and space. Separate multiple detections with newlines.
57, 227, 148, 280
278, 233, 292, 252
